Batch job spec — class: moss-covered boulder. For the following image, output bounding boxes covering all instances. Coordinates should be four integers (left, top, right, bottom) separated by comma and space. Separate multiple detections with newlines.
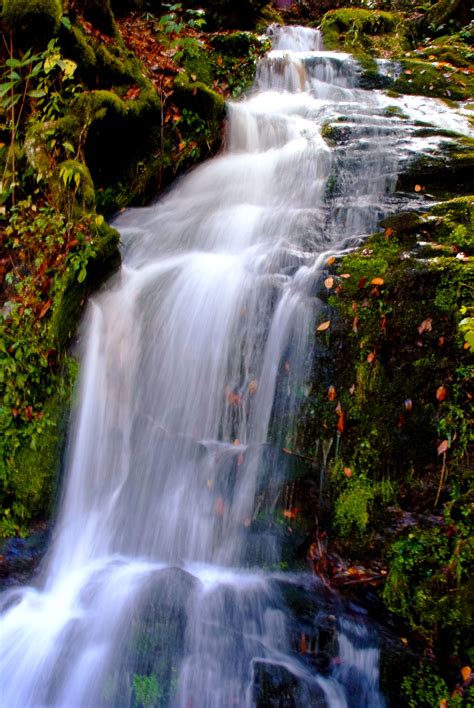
321, 8, 408, 56
2, 0, 62, 45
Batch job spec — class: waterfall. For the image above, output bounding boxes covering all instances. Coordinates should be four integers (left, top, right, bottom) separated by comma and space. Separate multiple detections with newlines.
1, 25, 471, 708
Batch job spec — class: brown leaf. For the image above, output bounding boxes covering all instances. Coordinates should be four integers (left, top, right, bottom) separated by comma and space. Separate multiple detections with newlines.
344, 467, 353, 478
404, 399, 413, 411
327, 256, 336, 266
461, 666, 472, 684
371, 277, 384, 285
367, 351, 376, 363
299, 632, 307, 654
414, 184, 423, 192
328, 385, 337, 401
436, 385, 447, 402
317, 320, 331, 332
358, 277, 367, 289
340, 273, 351, 279
437, 439, 449, 456
385, 227, 393, 238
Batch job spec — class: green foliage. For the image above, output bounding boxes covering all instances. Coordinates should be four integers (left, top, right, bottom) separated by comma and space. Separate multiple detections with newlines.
2, 0, 62, 45
133, 674, 162, 708
0, 198, 117, 535
0, 39, 80, 207
401, 665, 455, 708
334, 476, 375, 537
383, 500, 473, 641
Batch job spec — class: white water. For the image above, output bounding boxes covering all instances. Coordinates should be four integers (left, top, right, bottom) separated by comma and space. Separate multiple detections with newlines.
1, 26, 471, 708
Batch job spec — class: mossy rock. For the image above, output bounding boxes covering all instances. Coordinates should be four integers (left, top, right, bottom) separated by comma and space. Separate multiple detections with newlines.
53, 160, 95, 214
321, 8, 407, 56
427, 195, 474, 253
2, 0, 62, 46
52, 221, 120, 349
10, 380, 73, 520
392, 59, 474, 101
397, 137, 474, 198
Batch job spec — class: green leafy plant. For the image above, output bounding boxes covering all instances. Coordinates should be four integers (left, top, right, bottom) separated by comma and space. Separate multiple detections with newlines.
133, 674, 162, 708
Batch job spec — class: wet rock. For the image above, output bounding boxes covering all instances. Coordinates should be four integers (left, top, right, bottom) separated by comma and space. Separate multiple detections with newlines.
252, 659, 326, 707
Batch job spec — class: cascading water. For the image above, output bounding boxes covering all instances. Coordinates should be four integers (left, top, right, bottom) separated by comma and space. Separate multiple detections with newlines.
1, 25, 472, 708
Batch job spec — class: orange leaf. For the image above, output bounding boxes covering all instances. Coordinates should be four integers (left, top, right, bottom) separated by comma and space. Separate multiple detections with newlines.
437, 439, 449, 456
340, 273, 351, 279
337, 408, 345, 434
404, 69, 412, 75
367, 351, 376, 363
418, 318, 432, 334
324, 276, 334, 289
436, 385, 447, 402
327, 256, 336, 266
344, 467, 353, 478
38, 300, 52, 319
283, 507, 300, 520
414, 184, 423, 192
317, 320, 331, 332
371, 277, 384, 285
385, 227, 393, 238
328, 385, 337, 401
461, 666, 472, 684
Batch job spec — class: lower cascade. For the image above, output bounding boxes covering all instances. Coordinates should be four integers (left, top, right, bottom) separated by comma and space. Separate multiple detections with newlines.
0, 25, 471, 708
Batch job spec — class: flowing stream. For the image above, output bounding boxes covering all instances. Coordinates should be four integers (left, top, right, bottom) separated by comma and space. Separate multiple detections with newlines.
1, 25, 472, 708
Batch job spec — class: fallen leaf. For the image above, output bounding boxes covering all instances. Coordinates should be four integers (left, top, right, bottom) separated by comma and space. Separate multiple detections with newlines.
371, 277, 384, 285
214, 496, 225, 517
283, 507, 300, 520
437, 439, 449, 456
340, 273, 351, 279
299, 632, 307, 654
461, 666, 472, 684
317, 320, 331, 332
404, 69, 412, 75
327, 256, 336, 266
344, 467, 353, 478
248, 379, 258, 395
414, 184, 423, 192
367, 351, 376, 363
436, 385, 447, 402
349, 384, 356, 395
328, 385, 337, 401
418, 318, 432, 334
358, 277, 367, 289
38, 300, 52, 319
404, 399, 413, 411
324, 276, 334, 289
352, 315, 359, 333
385, 227, 393, 238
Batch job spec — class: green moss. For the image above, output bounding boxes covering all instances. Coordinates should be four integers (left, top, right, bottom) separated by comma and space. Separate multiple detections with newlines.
321, 8, 407, 55
2, 0, 62, 45
11, 371, 74, 521
51, 221, 120, 349
393, 58, 474, 101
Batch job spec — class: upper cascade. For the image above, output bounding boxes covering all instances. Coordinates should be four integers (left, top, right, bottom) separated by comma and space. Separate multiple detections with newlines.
268, 24, 324, 51
256, 25, 359, 95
